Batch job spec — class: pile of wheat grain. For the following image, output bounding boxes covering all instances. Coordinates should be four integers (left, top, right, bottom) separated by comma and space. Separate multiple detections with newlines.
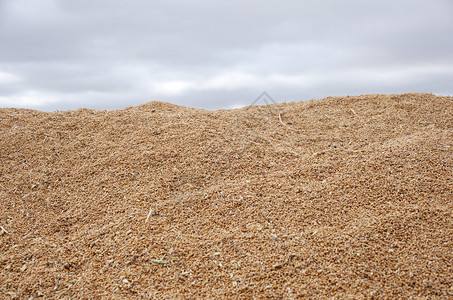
1, 93, 452, 298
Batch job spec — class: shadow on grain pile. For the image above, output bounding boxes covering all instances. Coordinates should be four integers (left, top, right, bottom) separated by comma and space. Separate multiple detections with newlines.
1, 93, 452, 298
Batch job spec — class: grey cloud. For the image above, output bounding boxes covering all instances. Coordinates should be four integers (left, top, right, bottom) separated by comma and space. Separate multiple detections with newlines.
0, 0, 452, 111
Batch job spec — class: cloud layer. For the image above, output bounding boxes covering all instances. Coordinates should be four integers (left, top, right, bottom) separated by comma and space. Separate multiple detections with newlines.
1, 0, 452, 110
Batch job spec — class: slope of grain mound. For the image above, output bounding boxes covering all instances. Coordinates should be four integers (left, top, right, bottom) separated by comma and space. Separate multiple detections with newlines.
1, 93, 452, 298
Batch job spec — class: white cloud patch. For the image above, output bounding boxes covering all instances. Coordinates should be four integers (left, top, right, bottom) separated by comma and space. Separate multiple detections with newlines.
147, 72, 323, 97
0, 91, 60, 108
0, 71, 22, 84
150, 80, 197, 96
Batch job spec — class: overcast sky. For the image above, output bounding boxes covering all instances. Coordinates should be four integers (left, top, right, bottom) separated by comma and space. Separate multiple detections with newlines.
0, 0, 452, 111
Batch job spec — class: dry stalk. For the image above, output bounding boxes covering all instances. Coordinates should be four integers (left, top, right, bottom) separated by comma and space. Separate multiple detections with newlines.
145, 207, 153, 222
0, 226, 9, 234
278, 113, 295, 130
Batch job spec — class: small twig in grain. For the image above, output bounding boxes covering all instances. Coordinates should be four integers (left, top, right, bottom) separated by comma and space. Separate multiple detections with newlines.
145, 207, 153, 222
151, 259, 168, 264
278, 113, 294, 130
0, 226, 9, 234
350, 108, 359, 118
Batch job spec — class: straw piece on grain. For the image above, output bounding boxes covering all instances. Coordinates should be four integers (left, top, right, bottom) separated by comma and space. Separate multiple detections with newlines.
0, 226, 9, 235
278, 113, 294, 130
350, 108, 359, 117
145, 207, 153, 222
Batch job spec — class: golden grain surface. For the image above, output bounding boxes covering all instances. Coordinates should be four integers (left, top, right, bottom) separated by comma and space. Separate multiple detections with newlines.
0, 93, 452, 298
